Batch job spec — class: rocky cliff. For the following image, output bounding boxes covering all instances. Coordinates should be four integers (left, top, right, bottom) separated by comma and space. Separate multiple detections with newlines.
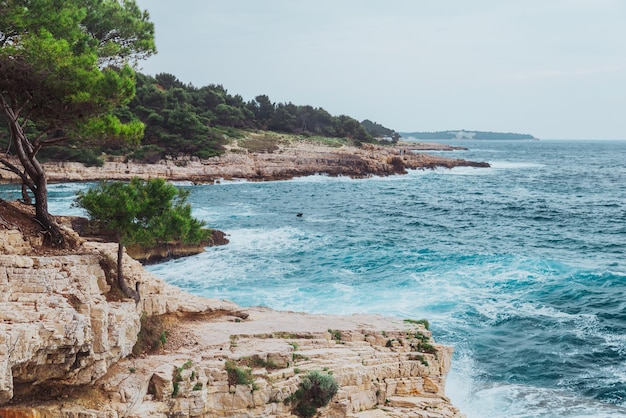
0, 203, 464, 417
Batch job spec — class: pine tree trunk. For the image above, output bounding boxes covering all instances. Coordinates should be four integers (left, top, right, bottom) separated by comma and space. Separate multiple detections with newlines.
1, 96, 65, 246
32, 168, 64, 246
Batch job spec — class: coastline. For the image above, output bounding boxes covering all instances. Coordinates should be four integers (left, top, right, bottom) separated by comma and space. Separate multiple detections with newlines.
0, 139, 480, 416
0, 140, 489, 185
0, 203, 464, 417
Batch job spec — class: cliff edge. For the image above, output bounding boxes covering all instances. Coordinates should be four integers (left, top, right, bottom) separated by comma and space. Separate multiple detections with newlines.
0, 202, 463, 417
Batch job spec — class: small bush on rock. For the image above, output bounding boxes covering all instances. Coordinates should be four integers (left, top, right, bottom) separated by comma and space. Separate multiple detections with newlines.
225, 360, 258, 390
288, 370, 339, 418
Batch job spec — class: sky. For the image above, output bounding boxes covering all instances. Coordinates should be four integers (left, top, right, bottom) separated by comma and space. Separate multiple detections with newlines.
133, 0, 626, 140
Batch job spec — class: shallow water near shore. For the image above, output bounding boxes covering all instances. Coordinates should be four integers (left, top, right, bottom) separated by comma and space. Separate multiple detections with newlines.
3, 139, 625, 417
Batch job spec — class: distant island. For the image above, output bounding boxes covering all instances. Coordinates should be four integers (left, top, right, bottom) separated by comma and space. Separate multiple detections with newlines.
400, 130, 538, 140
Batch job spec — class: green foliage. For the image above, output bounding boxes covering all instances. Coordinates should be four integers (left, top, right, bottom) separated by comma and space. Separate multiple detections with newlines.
404, 319, 430, 330
0, 0, 155, 245
192, 382, 203, 391
409, 354, 429, 366
414, 332, 429, 343
361, 119, 400, 143
288, 371, 339, 418
38, 144, 104, 167
238, 135, 279, 153
75, 177, 209, 248
225, 360, 256, 387
412, 341, 438, 355
1, 0, 389, 177
328, 329, 342, 341
238, 355, 279, 370
293, 353, 309, 362
307, 136, 347, 148
114, 72, 381, 161
128, 144, 165, 163
0, 0, 155, 149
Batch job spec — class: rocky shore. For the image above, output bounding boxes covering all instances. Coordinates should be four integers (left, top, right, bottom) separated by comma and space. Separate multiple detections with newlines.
0, 202, 464, 417
0, 139, 488, 185
0, 139, 476, 416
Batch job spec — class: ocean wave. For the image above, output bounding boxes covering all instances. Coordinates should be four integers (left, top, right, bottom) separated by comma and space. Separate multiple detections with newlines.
489, 161, 546, 169
449, 381, 626, 418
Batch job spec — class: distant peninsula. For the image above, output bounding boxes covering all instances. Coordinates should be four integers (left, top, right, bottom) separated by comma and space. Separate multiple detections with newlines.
400, 130, 538, 140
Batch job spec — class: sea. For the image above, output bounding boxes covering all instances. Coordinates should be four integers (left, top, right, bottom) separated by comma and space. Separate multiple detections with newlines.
1, 139, 625, 418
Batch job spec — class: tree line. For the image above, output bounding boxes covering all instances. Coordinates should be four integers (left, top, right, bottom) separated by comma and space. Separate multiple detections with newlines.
1, 71, 398, 166
119, 72, 386, 162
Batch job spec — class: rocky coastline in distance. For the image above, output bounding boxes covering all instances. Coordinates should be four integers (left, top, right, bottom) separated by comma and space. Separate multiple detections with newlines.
0, 134, 490, 185
400, 129, 538, 141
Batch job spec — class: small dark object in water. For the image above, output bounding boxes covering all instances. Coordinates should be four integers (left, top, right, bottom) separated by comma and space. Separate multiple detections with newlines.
296, 213, 303, 217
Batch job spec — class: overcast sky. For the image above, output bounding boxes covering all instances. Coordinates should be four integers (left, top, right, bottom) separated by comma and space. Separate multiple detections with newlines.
133, 0, 626, 140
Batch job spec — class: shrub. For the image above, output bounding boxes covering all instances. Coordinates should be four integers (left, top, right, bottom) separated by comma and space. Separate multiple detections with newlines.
414, 341, 438, 355
128, 144, 164, 163
225, 360, 256, 388
239, 355, 279, 370
404, 318, 430, 330
328, 329, 341, 341
409, 354, 429, 366
38, 145, 105, 167
238, 135, 279, 153
288, 371, 339, 418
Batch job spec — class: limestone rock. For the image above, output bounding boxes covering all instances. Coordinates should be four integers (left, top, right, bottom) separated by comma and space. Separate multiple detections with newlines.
0, 216, 464, 417
0, 140, 489, 185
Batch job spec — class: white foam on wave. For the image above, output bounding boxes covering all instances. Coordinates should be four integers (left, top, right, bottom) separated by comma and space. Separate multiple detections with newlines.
47, 183, 93, 216
439, 166, 494, 176
449, 380, 626, 418
167, 180, 195, 187
288, 173, 352, 183
147, 226, 318, 307
210, 178, 250, 185
48, 182, 92, 192
331, 282, 355, 293
225, 226, 313, 252
489, 161, 546, 169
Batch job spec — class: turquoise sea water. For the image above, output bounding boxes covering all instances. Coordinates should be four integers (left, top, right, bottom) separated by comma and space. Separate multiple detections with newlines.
2, 140, 625, 417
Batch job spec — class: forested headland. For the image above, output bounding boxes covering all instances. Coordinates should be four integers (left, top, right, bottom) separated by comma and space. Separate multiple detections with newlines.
0, 72, 400, 167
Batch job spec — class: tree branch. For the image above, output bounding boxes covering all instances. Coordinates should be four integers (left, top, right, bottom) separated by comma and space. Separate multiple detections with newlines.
0, 157, 35, 190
